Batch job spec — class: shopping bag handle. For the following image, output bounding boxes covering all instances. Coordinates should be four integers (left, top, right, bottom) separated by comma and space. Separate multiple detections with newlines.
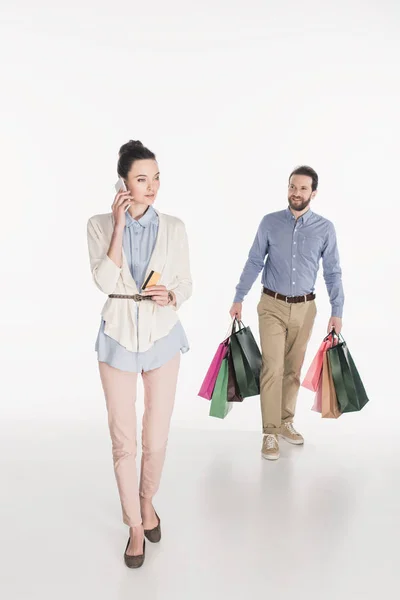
231, 317, 245, 335
222, 318, 241, 341
222, 318, 246, 342
324, 328, 344, 343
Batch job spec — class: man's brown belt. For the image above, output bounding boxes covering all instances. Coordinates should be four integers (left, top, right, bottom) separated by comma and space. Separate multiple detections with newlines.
263, 287, 316, 304
108, 294, 153, 301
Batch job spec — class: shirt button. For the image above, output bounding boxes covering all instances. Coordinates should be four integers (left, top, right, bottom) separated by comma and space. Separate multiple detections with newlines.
293, 255, 296, 258
293, 282, 295, 285
294, 242, 297, 245
293, 268, 296, 271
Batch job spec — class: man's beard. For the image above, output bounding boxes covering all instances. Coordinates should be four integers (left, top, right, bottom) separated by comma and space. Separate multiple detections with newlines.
288, 194, 312, 212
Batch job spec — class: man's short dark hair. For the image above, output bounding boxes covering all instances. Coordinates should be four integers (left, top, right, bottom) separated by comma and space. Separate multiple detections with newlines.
289, 166, 318, 192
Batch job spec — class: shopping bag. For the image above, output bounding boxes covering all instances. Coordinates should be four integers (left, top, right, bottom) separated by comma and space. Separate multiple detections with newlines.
321, 352, 342, 419
312, 375, 323, 413
230, 319, 262, 398
310, 332, 337, 412
327, 336, 369, 413
209, 357, 232, 419
198, 339, 229, 400
302, 334, 336, 392
227, 345, 243, 403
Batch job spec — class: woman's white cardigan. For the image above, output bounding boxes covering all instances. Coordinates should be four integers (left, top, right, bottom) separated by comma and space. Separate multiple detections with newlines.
87, 209, 192, 352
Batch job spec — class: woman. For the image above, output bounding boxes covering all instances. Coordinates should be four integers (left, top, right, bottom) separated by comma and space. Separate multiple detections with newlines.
87, 140, 192, 568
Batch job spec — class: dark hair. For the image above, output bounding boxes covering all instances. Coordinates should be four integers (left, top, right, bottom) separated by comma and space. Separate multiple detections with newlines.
117, 140, 156, 179
289, 165, 318, 192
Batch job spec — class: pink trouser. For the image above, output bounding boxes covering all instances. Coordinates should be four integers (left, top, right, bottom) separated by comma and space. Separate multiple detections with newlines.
98, 353, 181, 527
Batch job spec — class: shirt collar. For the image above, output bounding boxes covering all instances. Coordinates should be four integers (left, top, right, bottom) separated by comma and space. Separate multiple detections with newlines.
125, 205, 158, 229
286, 206, 313, 224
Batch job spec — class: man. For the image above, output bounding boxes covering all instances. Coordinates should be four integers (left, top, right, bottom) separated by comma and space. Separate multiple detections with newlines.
230, 166, 344, 461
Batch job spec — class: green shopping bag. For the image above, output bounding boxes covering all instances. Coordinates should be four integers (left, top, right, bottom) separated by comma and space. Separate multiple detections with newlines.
230, 319, 262, 398
209, 357, 232, 419
327, 335, 369, 413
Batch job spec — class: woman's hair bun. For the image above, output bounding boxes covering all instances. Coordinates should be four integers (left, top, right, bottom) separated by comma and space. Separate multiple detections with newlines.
119, 140, 144, 155
117, 140, 156, 178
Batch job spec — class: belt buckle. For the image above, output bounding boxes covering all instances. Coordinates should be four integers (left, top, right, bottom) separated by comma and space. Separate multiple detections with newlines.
135, 294, 142, 302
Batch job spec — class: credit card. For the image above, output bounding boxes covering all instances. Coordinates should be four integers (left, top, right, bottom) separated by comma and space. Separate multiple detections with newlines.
142, 270, 161, 290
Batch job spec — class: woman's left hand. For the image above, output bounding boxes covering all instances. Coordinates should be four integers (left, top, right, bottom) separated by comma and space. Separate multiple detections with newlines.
143, 285, 170, 306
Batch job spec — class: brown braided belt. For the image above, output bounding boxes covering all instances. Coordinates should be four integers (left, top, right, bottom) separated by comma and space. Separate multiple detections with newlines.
108, 294, 153, 302
263, 287, 316, 304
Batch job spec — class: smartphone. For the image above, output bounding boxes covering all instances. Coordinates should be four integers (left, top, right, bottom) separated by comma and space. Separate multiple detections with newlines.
115, 178, 127, 193
142, 270, 161, 290
115, 178, 131, 211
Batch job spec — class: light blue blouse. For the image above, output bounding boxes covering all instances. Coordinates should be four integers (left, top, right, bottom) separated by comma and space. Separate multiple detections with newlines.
95, 206, 189, 372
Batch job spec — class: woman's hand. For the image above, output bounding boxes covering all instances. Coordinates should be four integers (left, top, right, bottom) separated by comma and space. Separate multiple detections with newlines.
142, 285, 172, 307
112, 190, 133, 230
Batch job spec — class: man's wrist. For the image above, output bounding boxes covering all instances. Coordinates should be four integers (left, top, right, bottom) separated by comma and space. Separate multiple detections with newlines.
330, 305, 343, 318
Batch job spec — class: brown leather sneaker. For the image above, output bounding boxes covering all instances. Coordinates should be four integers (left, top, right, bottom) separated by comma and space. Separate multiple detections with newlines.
144, 512, 161, 543
280, 423, 304, 445
124, 538, 146, 569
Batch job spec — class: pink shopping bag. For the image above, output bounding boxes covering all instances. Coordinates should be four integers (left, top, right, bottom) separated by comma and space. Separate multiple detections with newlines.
311, 338, 336, 413
307, 333, 338, 413
302, 335, 336, 392
198, 340, 229, 400
312, 373, 323, 413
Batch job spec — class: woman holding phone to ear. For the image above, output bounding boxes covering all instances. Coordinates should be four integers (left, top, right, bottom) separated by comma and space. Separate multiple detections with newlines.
87, 140, 192, 568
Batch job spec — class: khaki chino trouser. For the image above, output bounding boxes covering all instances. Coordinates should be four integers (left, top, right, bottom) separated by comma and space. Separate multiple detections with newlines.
257, 293, 317, 435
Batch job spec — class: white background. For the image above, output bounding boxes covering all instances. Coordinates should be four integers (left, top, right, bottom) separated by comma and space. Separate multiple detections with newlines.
1, 0, 399, 430
1, 2, 400, 599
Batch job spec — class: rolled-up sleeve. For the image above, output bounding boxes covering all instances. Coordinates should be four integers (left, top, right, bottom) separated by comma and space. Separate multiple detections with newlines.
87, 218, 121, 294
322, 222, 344, 318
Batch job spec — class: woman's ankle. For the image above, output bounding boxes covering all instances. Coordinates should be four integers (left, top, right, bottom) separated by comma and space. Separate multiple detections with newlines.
129, 524, 144, 534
